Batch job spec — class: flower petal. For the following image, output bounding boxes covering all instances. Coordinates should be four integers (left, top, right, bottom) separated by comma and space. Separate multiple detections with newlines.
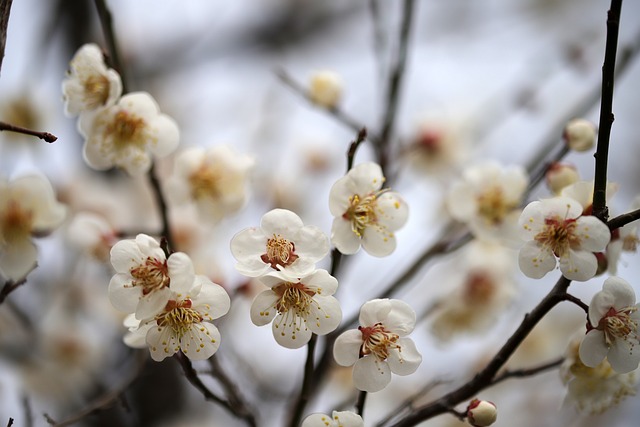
578, 330, 608, 368
250, 290, 279, 326
387, 338, 422, 375
359, 299, 392, 326
602, 276, 636, 309
559, 249, 597, 281
333, 329, 363, 367
518, 240, 556, 279
352, 356, 391, 392
180, 322, 221, 360
376, 192, 409, 232
384, 300, 416, 336
146, 325, 178, 362
331, 217, 361, 255
307, 295, 342, 336
135, 286, 172, 320
272, 314, 312, 349
361, 225, 397, 257
108, 274, 140, 313
574, 216, 611, 252
260, 209, 303, 238
167, 252, 195, 295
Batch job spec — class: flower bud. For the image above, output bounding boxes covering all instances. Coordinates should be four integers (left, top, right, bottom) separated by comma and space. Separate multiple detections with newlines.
564, 118, 596, 152
545, 162, 579, 194
309, 71, 343, 109
467, 399, 497, 427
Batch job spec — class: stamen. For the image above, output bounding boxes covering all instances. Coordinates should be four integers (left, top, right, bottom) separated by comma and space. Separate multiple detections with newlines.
343, 190, 389, 237
359, 322, 400, 361
534, 215, 579, 257
598, 306, 639, 347
130, 257, 170, 295
261, 234, 298, 269
476, 186, 516, 225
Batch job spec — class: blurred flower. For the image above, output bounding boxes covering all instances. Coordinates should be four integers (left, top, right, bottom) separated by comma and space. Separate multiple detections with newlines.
108, 234, 195, 319
0, 174, 66, 280
329, 162, 408, 257
166, 145, 254, 224
562, 331, 637, 414
563, 118, 596, 152
466, 399, 497, 427
518, 196, 610, 281
79, 92, 179, 175
607, 196, 640, 275
333, 298, 421, 392
579, 276, 640, 373
62, 43, 122, 117
560, 180, 618, 214
125, 275, 230, 361
545, 162, 579, 195
231, 208, 329, 280
446, 162, 527, 244
308, 70, 343, 109
302, 411, 364, 427
66, 211, 117, 262
250, 269, 341, 349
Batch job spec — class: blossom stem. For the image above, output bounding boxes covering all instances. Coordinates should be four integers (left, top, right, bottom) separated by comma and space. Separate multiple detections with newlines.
347, 128, 368, 171
607, 207, 640, 230
561, 293, 589, 313
93, 0, 128, 93
355, 390, 368, 416
148, 163, 176, 253
0, 121, 57, 142
593, 0, 623, 222
287, 334, 318, 427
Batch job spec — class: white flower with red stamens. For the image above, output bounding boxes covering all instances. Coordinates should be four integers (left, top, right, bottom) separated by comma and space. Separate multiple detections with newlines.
329, 162, 408, 257
166, 145, 254, 224
302, 411, 364, 427
333, 298, 422, 392
62, 43, 122, 117
250, 269, 341, 349
579, 277, 640, 373
231, 209, 329, 280
108, 234, 196, 319
0, 175, 66, 280
79, 92, 179, 176
446, 162, 528, 243
518, 196, 610, 281
124, 275, 230, 361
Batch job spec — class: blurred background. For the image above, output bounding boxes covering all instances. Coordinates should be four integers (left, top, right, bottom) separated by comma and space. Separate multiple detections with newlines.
1, 0, 640, 426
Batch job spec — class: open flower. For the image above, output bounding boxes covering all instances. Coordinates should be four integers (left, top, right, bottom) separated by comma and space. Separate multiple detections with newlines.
302, 411, 363, 427
66, 211, 117, 262
62, 43, 122, 117
333, 298, 422, 392
518, 196, 610, 281
124, 275, 230, 361
108, 234, 196, 319
231, 209, 329, 279
446, 162, 528, 243
579, 276, 640, 373
166, 145, 254, 224
329, 162, 408, 257
79, 92, 179, 175
250, 269, 341, 349
0, 175, 66, 280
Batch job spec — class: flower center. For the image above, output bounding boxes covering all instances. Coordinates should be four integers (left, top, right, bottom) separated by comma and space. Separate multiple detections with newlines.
130, 257, 170, 295
476, 186, 515, 225
598, 306, 639, 347
156, 299, 203, 337
105, 110, 147, 150
359, 322, 400, 361
261, 234, 298, 270
463, 270, 495, 304
188, 163, 221, 201
534, 216, 579, 257
623, 234, 639, 252
272, 282, 315, 315
1, 200, 33, 244
343, 191, 385, 237
83, 74, 111, 109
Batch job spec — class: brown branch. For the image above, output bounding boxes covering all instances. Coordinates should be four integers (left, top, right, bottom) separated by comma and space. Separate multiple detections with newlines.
0, 0, 12, 75
0, 264, 37, 305
148, 163, 175, 253
592, 0, 623, 222
490, 357, 564, 387
286, 334, 318, 427
607, 207, 640, 230
0, 121, 57, 142
355, 390, 368, 416
208, 356, 257, 427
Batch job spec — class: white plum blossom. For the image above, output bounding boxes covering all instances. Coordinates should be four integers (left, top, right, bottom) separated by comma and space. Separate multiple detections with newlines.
518, 196, 610, 281
545, 162, 579, 195
302, 411, 364, 427
250, 269, 341, 349
333, 298, 422, 392
579, 276, 640, 373
0, 175, 66, 280
560, 179, 618, 214
109, 234, 196, 319
124, 275, 230, 361
446, 161, 528, 243
66, 211, 117, 262
564, 118, 597, 152
329, 162, 408, 257
231, 208, 329, 280
79, 92, 179, 175
166, 145, 254, 224
562, 331, 637, 414
308, 70, 343, 109
62, 43, 122, 117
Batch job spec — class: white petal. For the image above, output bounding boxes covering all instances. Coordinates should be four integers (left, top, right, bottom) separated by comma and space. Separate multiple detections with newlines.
359, 299, 392, 326
83, 138, 114, 171
230, 227, 270, 277
148, 114, 180, 158
347, 163, 384, 195
578, 330, 608, 368
0, 238, 37, 281
260, 209, 303, 238
303, 269, 339, 296
588, 289, 616, 327
387, 338, 422, 375
574, 216, 611, 252
361, 225, 397, 257
307, 295, 342, 336
135, 287, 172, 320
518, 241, 556, 279
108, 274, 140, 313
328, 175, 353, 217
602, 276, 636, 309
542, 196, 583, 220
272, 313, 312, 349
607, 337, 640, 373
167, 252, 196, 295
294, 225, 330, 262
446, 181, 477, 221
385, 300, 417, 336
331, 411, 364, 427
559, 249, 597, 281
180, 322, 221, 360
333, 329, 363, 367
301, 413, 334, 427
376, 192, 409, 232
518, 200, 546, 239
192, 277, 231, 320
352, 356, 391, 392
146, 325, 179, 362
331, 217, 361, 255
250, 290, 279, 326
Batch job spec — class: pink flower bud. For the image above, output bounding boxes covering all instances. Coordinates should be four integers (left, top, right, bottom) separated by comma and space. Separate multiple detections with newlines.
545, 162, 579, 194
467, 399, 497, 427
563, 118, 597, 152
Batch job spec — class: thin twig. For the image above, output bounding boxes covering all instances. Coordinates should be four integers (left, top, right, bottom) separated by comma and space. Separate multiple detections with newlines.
0, 0, 13, 75
607, 207, 640, 230
0, 121, 57, 142
347, 128, 368, 171
592, 0, 623, 222
375, 378, 450, 427
208, 356, 257, 427
490, 357, 564, 387
287, 334, 318, 427
174, 353, 234, 410
355, 390, 368, 416
561, 293, 589, 313
93, 0, 127, 93
0, 264, 37, 305
6, 418, 13, 427
148, 163, 176, 252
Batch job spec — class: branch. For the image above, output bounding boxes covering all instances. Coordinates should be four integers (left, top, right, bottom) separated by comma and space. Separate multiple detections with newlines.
347, 128, 368, 171
0, 0, 12, 75
208, 356, 257, 427
286, 334, 318, 427
148, 163, 176, 252
607, 207, 640, 230
0, 264, 37, 305
174, 352, 231, 408
355, 390, 368, 416
592, 0, 623, 222
386, 276, 571, 427
490, 357, 564, 387
93, 0, 127, 93
6, 418, 13, 427
0, 121, 57, 142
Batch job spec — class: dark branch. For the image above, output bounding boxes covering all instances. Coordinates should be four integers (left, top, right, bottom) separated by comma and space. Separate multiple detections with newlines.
355, 390, 368, 416
208, 356, 257, 427
0, 121, 57, 142
0, 0, 12, 75
148, 163, 176, 253
93, 0, 127, 92
490, 357, 564, 387
347, 128, 368, 171
174, 353, 234, 410
608, 207, 640, 230
286, 334, 318, 427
